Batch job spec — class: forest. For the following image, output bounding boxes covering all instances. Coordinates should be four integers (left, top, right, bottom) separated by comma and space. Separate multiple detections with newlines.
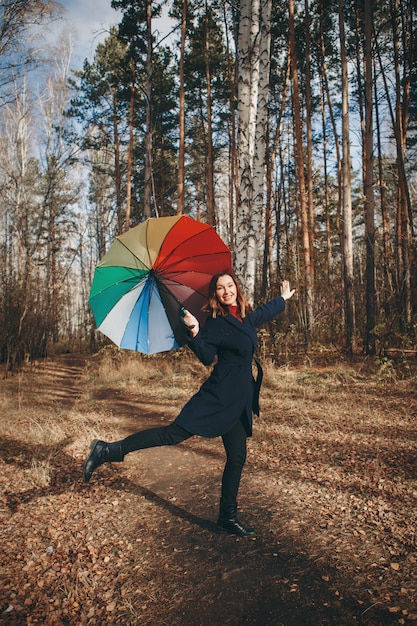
0, 0, 416, 368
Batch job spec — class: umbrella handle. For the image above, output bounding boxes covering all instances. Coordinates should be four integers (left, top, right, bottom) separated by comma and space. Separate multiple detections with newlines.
180, 306, 196, 329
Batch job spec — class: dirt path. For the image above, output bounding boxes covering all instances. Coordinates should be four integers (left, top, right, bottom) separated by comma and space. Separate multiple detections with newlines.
1, 353, 415, 625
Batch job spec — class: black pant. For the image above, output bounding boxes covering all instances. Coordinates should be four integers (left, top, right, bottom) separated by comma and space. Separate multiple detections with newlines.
120, 418, 247, 506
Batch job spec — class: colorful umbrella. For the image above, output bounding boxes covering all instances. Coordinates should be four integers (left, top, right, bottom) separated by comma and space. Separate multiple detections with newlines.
89, 215, 232, 354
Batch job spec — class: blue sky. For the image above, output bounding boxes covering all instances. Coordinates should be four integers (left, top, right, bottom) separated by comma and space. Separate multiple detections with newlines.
58, 0, 121, 66
56, 1, 174, 68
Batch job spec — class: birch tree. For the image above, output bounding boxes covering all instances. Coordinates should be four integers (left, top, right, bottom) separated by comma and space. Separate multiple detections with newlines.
0, 0, 61, 99
38, 36, 80, 342
251, 0, 272, 282
143, 0, 153, 219
68, 27, 129, 235
339, 0, 355, 354
203, 0, 216, 226
235, 0, 272, 302
176, 0, 187, 214
0, 86, 40, 366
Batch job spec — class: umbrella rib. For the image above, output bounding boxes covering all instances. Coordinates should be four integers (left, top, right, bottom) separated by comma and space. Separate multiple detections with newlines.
156, 276, 211, 300
118, 241, 151, 270
154, 226, 227, 263
93, 274, 147, 297
157, 250, 231, 273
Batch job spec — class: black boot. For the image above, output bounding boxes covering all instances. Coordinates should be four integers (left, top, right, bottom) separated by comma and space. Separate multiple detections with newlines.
83, 439, 124, 483
217, 500, 255, 537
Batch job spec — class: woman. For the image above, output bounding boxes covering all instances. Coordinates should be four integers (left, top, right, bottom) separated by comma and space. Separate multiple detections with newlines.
83, 273, 295, 537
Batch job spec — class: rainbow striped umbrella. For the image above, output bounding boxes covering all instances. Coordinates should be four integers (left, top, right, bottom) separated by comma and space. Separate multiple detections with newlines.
89, 215, 232, 354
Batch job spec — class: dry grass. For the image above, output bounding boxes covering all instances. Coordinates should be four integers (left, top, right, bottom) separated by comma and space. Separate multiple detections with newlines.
1, 350, 417, 625
83, 347, 208, 402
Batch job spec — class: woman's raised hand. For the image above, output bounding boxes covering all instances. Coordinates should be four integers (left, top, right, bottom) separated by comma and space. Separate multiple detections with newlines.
280, 280, 295, 301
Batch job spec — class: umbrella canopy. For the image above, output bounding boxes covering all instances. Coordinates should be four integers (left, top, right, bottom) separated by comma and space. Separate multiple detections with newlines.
89, 215, 232, 354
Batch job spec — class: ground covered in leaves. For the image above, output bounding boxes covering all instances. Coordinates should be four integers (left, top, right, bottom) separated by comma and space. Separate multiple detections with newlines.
1, 350, 417, 625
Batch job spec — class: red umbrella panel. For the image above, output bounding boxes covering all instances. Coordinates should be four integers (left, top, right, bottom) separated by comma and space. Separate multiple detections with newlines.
89, 215, 233, 354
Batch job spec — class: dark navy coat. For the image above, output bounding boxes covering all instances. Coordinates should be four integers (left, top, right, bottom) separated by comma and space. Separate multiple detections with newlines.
174, 296, 286, 438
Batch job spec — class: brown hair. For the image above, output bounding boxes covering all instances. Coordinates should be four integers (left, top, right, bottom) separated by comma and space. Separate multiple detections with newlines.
203, 272, 252, 318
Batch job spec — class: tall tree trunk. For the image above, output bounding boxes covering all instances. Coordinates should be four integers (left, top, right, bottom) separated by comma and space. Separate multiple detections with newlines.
374, 55, 393, 316
262, 53, 290, 298
339, 0, 355, 355
355, 6, 366, 190
261, 117, 272, 299
143, 0, 153, 219
304, 0, 314, 282
177, 0, 187, 215
112, 88, 123, 234
390, 0, 412, 325
235, 0, 260, 300
126, 58, 135, 229
364, 0, 376, 354
47, 193, 59, 342
319, 73, 332, 286
289, 0, 313, 347
204, 1, 215, 227
251, 0, 272, 297
374, 21, 412, 325
321, 15, 342, 268
235, 0, 272, 302
223, 0, 237, 249
319, 8, 342, 287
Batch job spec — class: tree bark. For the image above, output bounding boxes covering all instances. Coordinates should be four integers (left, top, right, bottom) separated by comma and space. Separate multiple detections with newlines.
235, 0, 272, 302
374, 20, 412, 326
126, 57, 136, 229
222, 0, 237, 249
112, 88, 123, 234
204, 1, 216, 227
177, 0, 187, 215
374, 56, 393, 316
390, 0, 412, 325
339, 0, 355, 355
143, 0, 153, 219
289, 0, 313, 347
250, 0, 272, 298
319, 8, 342, 287
304, 0, 314, 281
235, 0, 259, 298
364, 0, 376, 355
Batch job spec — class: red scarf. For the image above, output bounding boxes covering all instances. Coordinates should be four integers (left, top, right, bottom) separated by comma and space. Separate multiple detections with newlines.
228, 305, 242, 322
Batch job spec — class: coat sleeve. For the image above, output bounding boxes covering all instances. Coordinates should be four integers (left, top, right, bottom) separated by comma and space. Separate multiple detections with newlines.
249, 296, 286, 328
186, 317, 219, 366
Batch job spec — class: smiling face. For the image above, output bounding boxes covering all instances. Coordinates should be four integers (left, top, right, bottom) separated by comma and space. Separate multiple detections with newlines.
215, 274, 238, 308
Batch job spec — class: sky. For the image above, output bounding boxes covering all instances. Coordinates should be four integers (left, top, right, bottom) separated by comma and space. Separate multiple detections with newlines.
54, 0, 174, 68
57, 0, 121, 67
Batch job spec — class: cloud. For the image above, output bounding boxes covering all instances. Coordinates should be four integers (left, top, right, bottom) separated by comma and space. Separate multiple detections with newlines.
47, 1, 175, 68
58, 0, 121, 66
